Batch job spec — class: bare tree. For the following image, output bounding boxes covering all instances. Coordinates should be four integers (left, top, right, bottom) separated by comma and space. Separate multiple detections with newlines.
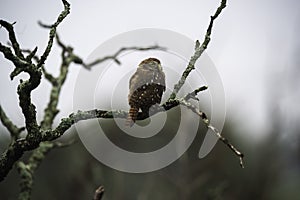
0, 0, 243, 199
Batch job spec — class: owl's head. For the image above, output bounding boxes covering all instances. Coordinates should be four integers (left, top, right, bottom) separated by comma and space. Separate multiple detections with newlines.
138, 57, 162, 72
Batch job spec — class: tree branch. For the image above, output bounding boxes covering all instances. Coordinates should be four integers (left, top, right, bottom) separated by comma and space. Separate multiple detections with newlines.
0, 20, 25, 60
16, 141, 73, 200
0, 0, 245, 191
37, 0, 70, 68
0, 139, 33, 182
169, 0, 227, 100
0, 104, 24, 141
42, 93, 204, 141
0, 0, 71, 182
179, 100, 244, 168
0, 25, 166, 182
184, 85, 208, 101
0, 42, 28, 79
16, 142, 54, 200
40, 34, 72, 130
84, 45, 166, 69
0, 36, 42, 142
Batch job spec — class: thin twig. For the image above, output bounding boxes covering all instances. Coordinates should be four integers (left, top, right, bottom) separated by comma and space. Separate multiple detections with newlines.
207, 125, 245, 168
184, 85, 208, 101
20, 48, 40, 63
0, 104, 24, 141
179, 100, 245, 168
84, 45, 166, 69
37, 0, 70, 68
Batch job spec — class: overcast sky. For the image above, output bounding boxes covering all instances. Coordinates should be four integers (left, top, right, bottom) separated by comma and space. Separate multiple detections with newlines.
0, 0, 299, 141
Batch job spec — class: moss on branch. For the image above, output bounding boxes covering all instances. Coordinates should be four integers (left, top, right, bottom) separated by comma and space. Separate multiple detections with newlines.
17, 142, 59, 200
0, 20, 25, 60
0, 0, 71, 182
37, 0, 70, 68
0, 105, 24, 141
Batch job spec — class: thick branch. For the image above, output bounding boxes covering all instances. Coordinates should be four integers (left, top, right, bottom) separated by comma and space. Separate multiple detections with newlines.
0, 37, 165, 182
17, 68, 42, 141
42, 96, 201, 141
0, 139, 35, 182
169, 0, 227, 99
0, 105, 161, 181
0, 0, 71, 182
0, 37, 41, 141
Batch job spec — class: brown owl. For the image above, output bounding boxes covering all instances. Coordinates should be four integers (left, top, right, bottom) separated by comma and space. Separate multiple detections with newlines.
126, 58, 166, 127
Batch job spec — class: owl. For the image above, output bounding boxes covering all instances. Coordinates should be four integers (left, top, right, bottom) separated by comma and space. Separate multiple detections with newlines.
126, 58, 166, 127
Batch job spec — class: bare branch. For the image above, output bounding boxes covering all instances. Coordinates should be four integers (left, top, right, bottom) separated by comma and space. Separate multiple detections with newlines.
184, 85, 208, 101
0, 42, 27, 79
84, 45, 166, 69
42, 92, 206, 142
169, 0, 227, 100
19, 48, 40, 64
0, 41, 42, 140
0, 0, 244, 188
0, 139, 33, 182
0, 104, 24, 141
179, 100, 245, 168
0, 20, 25, 60
0, 27, 166, 181
39, 33, 166, 130
40, 47, 70, 129
37, 0, 70, 68
0, 41, 42, 143
25, 47, 38, 63
207, 124, 245, 168
0, 25, 43, 141
16, 141, 70, 200
0, 0, 71, 182
42, 99, 178, 141
41, 66, 57, 84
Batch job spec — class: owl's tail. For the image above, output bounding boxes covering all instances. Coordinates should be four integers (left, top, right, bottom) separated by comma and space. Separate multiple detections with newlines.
126, 107, 139, 127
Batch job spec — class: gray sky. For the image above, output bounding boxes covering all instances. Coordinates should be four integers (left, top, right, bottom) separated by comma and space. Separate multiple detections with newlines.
0, 0, 299, 141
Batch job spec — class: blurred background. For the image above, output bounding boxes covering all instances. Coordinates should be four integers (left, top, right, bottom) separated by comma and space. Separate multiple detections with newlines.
1, 0, 300, 199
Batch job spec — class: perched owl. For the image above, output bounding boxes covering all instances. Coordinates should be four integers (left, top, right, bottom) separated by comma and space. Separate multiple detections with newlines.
126, 58, 166, 127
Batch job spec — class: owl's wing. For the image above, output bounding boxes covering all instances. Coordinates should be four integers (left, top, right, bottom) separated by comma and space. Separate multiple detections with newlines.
129, 69, 153, 91
160, 71, 166, 91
